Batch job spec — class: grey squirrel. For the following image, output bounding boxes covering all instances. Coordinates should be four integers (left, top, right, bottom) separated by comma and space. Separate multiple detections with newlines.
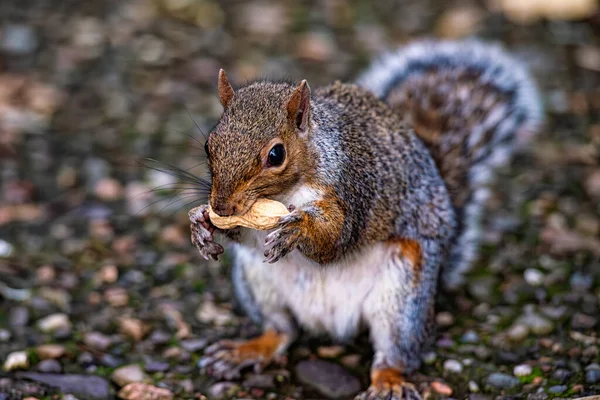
188, 39, 543, 399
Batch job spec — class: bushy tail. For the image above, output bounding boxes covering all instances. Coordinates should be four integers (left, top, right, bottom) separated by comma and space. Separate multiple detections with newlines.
357, 40, 543, 290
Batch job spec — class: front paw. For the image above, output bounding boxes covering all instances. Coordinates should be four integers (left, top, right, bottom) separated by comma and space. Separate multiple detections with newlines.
263, 212, 303, 263
189, 204, 224, 261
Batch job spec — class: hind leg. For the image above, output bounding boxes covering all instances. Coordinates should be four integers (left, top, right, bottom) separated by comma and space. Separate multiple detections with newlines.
356, 238, 440, 400
199, 245, 297, 380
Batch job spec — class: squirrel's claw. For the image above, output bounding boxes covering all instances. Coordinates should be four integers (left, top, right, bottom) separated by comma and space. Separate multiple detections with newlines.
355, 382, 421, 400
263, 212, 302, 263
190, 204, 224, 260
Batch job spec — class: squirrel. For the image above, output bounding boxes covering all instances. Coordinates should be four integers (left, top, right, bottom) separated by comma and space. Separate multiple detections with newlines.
189, 39, 543, 399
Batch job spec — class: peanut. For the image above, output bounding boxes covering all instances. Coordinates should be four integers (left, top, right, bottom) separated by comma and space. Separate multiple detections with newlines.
206, 199, 289, 230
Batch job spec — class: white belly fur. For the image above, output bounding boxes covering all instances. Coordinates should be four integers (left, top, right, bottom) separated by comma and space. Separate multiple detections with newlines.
234, 239, 407, 341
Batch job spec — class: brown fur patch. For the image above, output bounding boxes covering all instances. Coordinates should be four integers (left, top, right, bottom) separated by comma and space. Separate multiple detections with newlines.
370, 367, 406, 391
297, 184, 345, 264
389, 237, 423, 283
231, 329, 288, 361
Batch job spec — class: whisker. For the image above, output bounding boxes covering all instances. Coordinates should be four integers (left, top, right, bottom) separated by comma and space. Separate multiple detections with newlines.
185, 107, 208, 142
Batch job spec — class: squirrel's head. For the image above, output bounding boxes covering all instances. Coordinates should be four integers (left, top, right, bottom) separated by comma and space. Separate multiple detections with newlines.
206, 70, 315, 216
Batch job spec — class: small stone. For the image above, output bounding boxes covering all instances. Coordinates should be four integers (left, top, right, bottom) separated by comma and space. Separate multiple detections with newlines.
37, 313, 71, 333
514, 364, 532, 377
135, 34, 166, 65
1, 24, 38, 55
100, 354, 124, 368
586, 369, 600, 383
431, 381, 453, 396
295, 359, 361, 398
36, 265, 56, 283
461, 330, 480, 343
507, 324, 529, 341
317, 345, 345, 358
36, 344, 66, 360
37, 359, 62, 373
144, 360, 169, 373
3, 351, 29, 371
547, 385, 567, 394
149, 330, 171, 345
486, 372, 520, 389
571, 312, 597, 329
84, 332, 112, 351
517, 310, 554, 335
443, 359, 464, 374
180, 338, 208, 352
15, 373, 110, 400
111, 364, 149, 387
436, 6, 483, 39
195, 299, 234, 326
552, 368, 571, 383
436, 311, 455, 327
0, 239, 14, 257
105, 287, 129, 307
468, 380, 480, 392
422, 352, 437, 365
524, 268, 544, 286
243, 374, 275, 389
340, 354, 361, 368
208, 382, 237, 399
118, 382, 174, 400
0, 329, 11, 342
95, 178, 123, 201
570, 272, 593, 291
585, 170, 600, 199
296, 32, 336, 62
119, 318, 147, 342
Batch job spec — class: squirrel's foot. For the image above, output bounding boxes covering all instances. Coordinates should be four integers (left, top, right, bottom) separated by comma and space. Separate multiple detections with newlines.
263, 211, 303, 263
198, 329, 288, 380
355, 368, 421, 400
189, 204, 224, 261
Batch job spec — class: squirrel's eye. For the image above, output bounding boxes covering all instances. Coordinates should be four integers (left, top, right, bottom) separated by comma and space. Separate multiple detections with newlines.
267, 144, 286, 167
204, 141, 210, 157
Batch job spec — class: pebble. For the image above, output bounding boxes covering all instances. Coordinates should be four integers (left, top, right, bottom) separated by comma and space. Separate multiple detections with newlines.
461, 330, 480, 343
37, 313, 71, 333
3, 351, 29, 371
571, 312, 598, 329
84, 332, 112, 351
1, 24, 38, 55
10, 306, 29, 328
209, 382, 237, 398
105, 287, 129, 307
36, 344, 66, 360
524, 268, 544, 286
295, 359, 361, 398
144, 360, 169, 373
0, 239, 14, 257
485, 372, 520, 389
507, 324, 529, 341
517, 310, 554, 335
443, 359, 464, 374
195, 299, 234, 326
111, 364, 149, 387
547, 385, 567, 394
98, 264, 119, 284
119, 317, 147, 342
15, 373, 110, 400
37, 359, 62, 373
514, 364, 533, 377
436, 311, 455, 327
180, 338, 208, 352
118, 382, 174, 400
431, 381, 453, 396
0, 329, 11, 342
468, 380, 480, 392
149, 330, 172, 345
422, 351, 437, 365
340, 354, 361, 369
95, 178, 123, 201
243, 373, 276, 389
552, 368, 571, 383
317, 345, 345, 358
586, 368, 600, 383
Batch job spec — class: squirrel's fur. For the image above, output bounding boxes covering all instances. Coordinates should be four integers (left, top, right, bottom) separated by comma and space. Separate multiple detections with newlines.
190, 40, 543, 398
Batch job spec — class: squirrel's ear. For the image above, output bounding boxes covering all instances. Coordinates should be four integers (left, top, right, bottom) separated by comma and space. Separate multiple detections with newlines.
218, 69, 235, 108
286, 79, 311, 133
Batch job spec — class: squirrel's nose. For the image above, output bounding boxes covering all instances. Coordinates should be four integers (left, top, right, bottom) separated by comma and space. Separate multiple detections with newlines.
212, 202, 238, 217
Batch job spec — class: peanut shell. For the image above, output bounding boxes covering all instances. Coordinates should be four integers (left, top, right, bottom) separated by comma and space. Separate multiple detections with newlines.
207, 199, 289, 230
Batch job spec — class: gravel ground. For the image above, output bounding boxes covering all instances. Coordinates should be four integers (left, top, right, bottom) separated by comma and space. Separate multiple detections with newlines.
1, 1, 599, 399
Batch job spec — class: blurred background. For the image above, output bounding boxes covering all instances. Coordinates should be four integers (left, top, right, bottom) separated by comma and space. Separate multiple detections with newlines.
1, 0, 600, 399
